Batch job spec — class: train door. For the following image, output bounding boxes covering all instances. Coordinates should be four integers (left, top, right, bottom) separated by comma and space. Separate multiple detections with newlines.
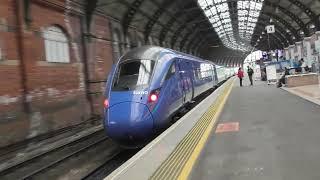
211, 65, 217, 87
177, 59, 193, 104
164, 60, 184, 115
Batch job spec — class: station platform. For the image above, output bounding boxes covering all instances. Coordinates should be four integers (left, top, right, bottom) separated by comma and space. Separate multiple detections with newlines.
105, 77, 320, 180
191, 79, 320, 180
282, 83, 320, 106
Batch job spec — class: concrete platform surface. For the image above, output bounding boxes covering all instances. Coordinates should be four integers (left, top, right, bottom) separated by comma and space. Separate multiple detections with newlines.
282, 84, 320, 106
191, 79, 320, 180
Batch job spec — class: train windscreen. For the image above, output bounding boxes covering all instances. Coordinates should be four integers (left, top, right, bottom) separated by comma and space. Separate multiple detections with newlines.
112, 60, 155, 91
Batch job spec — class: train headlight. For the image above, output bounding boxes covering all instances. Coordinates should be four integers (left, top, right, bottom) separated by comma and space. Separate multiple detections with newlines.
148, 88, 161, 103
150, 94, 158, 102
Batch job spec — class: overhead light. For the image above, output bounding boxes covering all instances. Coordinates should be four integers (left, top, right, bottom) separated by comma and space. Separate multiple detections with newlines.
309, 24, 315, 29
210, 45, 220, 48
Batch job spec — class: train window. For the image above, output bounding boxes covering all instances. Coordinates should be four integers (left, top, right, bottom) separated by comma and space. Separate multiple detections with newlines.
112, 59, 155, 91
165, 62, 176, 80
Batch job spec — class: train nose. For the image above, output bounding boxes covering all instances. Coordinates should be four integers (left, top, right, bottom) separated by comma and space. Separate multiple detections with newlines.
105, 102, 154, 147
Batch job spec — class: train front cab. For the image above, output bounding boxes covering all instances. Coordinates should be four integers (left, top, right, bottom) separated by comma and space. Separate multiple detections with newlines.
104, 49, 219, 148
104, 55, 192, 147
104, 59, 157, 147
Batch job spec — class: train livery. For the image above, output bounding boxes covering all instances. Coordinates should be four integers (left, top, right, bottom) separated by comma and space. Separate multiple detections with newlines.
104, 46, 234, 148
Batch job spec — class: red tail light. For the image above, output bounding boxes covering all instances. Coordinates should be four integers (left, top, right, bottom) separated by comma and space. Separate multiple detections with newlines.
104, 99, 109, 108
148, 88, 161, 103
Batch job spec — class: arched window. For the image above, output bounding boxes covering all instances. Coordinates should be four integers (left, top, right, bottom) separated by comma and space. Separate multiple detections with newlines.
44, 26, 70, 63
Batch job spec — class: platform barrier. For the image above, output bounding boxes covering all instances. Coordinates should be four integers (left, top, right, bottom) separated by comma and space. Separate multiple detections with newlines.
285, 73, 319, 88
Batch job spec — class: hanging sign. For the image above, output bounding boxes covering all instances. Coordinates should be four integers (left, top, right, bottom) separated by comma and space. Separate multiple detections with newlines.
266, 25, 275, 34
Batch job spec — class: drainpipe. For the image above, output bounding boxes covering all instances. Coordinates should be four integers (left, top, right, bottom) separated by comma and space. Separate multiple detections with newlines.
80, 16, 94, 117
15, 0, 30, 114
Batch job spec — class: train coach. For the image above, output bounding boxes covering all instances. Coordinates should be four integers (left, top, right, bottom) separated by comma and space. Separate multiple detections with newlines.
103, 46, 233, 148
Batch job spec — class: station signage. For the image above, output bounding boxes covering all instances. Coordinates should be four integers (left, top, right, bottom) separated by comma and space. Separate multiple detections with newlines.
266, 25, 275, 34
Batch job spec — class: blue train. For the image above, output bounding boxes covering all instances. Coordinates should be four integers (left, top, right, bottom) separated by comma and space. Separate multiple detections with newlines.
104, 46, 234, 148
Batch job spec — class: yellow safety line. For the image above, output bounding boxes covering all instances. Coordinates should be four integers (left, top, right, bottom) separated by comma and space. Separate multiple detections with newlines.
149, 78, 235, 180
177, 79, 235, 180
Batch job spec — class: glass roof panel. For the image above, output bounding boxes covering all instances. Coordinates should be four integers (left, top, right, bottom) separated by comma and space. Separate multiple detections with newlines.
237, 0, 264, 46
198, 0, 264, 52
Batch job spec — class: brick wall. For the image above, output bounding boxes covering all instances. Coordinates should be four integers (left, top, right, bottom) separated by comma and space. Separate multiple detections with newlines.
0, 0, 28, 147
87, 15, 113, 115
0, 0, 114, 147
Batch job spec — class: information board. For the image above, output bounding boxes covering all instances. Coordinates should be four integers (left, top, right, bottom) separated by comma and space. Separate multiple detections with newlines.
254, 66, 261, 81
266, 65, 277, 81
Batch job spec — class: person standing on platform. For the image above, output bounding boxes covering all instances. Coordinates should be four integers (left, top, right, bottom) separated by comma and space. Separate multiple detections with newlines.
296, 58, 303, 73
247, 66, 254, 86
237, 67, 244, 87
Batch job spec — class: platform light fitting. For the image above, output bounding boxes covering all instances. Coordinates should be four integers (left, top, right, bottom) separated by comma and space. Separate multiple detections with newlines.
309, 24, 315, 29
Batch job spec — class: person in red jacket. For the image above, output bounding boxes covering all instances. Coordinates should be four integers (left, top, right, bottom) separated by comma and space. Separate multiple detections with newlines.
237, 67, 244, 87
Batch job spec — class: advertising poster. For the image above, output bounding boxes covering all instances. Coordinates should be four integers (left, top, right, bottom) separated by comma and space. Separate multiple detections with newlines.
254, 65, 261, 81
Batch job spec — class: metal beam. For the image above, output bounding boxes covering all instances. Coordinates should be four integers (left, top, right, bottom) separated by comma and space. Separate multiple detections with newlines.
257, 14, 294, 44
84, 0, 98, 32
122, 0, 146, 33
259, 12, 300, 41
264, 1, 310, 36
254, 22, 288, 47
170, 12, 202, 48
287, 0, 320, 30
159, 1, 200, 45
144, 0, 183, 43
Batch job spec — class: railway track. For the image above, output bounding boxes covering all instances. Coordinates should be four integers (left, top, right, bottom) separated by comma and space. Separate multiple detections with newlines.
82, 150, 139, 180
0, 79, 229, 180
0, 129, 125, 180
0, 117, 101, 158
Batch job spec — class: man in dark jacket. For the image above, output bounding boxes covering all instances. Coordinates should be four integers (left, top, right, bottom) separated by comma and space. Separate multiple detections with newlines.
277, 67, 290, 88
247, 66, 254, 86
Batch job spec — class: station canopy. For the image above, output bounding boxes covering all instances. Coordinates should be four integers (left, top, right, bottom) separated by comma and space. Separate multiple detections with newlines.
79, 0, 320, 65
